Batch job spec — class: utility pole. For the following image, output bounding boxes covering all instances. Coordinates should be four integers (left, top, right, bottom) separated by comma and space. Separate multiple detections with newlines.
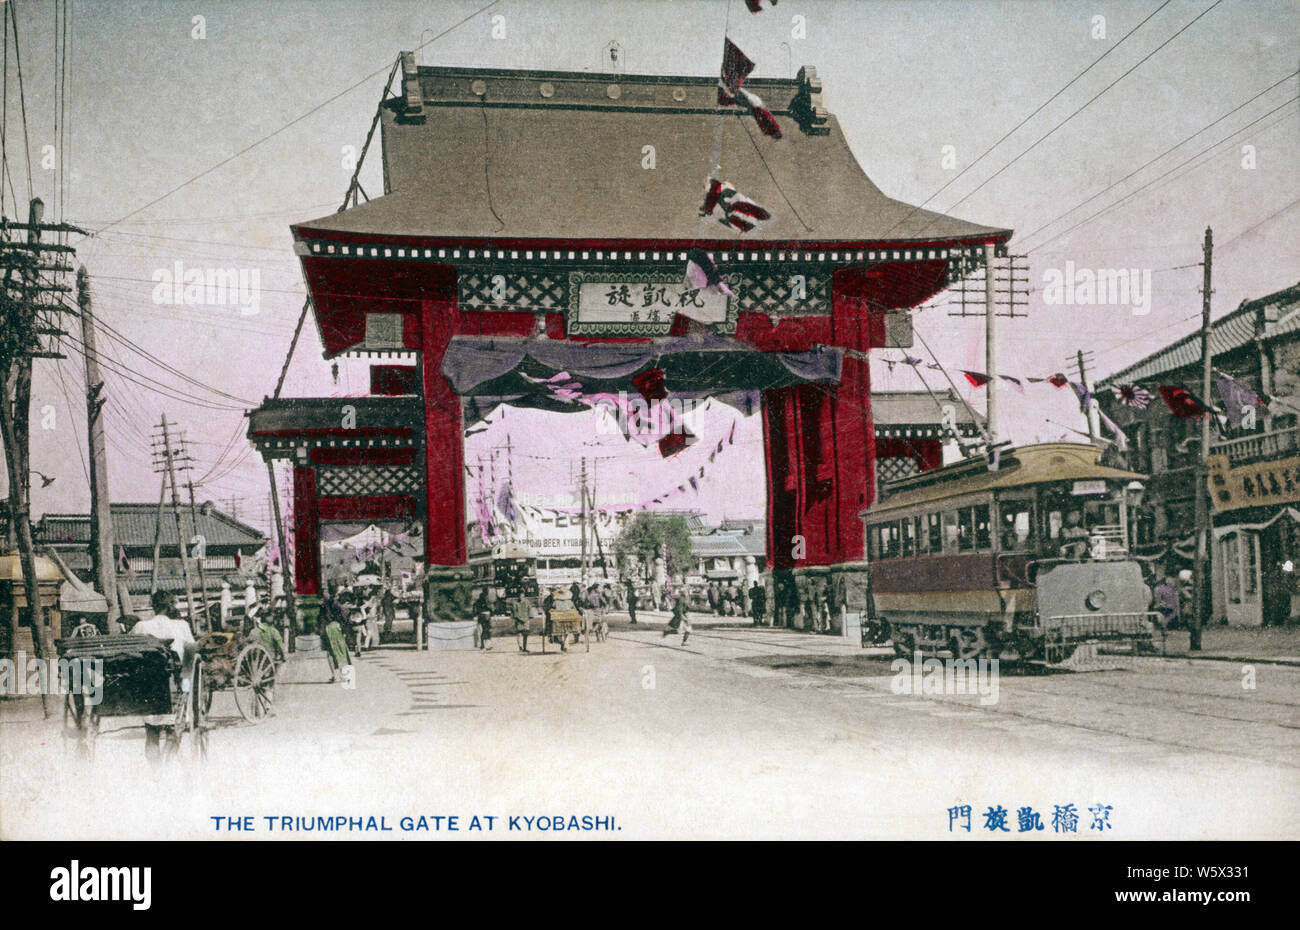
153, 418, 197, 623
984, 242, 998, 443
266, 463, 297, 649
185, 477, 212, 630
1071, 349, 1100, 442
579, 456, 589, 586
150, 475, 166, 593
1191, 227, 1214, 652
77, 266, 120, 626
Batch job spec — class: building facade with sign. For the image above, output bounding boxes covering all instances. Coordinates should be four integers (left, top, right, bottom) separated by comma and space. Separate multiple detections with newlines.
1099, 280, 1300, 626
248, 57, 1011, 606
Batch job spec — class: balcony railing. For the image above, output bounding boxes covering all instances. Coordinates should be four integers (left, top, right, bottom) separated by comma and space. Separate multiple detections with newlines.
1211, 426, 1300, 465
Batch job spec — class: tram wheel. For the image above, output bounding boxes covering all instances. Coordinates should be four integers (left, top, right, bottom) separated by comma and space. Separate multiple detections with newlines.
891, 626, 916, 658
950, 627, 988, 661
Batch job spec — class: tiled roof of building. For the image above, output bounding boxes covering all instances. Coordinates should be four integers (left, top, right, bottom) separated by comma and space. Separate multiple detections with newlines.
36, 503, 265, 551
1101, 282, 1300, 385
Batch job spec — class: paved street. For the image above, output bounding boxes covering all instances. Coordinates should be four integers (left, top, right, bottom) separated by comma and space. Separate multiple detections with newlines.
3, 613, 1298, 840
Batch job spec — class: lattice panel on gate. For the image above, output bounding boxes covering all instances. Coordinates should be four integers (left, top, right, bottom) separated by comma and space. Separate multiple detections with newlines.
317, 465, 422, 497
736, 270, 831, 316
876, 456, 922, 484
458, 270, 568, 311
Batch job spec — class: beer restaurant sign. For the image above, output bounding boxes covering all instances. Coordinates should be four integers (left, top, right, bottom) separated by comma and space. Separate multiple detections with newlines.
568, 271, 736, 335
1208, 453, 1300, 513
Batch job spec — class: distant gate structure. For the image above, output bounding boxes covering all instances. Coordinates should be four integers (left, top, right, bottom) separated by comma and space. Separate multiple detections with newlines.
248, 57, 1011, 606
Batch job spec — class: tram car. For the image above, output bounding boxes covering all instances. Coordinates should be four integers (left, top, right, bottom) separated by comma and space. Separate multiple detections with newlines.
468, 543, 540, 600
862, 443, 1158, 663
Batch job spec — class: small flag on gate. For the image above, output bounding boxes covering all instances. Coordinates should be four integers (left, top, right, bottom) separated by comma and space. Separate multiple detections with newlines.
684, 248, 734, 295
701, 178, 772, 233
717, 40, 783, 138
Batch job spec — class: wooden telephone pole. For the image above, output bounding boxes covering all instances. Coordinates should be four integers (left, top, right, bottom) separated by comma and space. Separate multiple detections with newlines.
76, 266, 121, 626
0, 197, 83, 712
152, 418, 197, 622
1191, 227, 1214, 652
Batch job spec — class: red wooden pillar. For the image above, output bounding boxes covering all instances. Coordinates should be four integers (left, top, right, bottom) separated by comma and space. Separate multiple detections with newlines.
293, 464, 321, 595
421, 296, 468, 566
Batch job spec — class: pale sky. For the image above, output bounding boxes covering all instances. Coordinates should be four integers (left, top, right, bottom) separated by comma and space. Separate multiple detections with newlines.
3, 0, 1297, 530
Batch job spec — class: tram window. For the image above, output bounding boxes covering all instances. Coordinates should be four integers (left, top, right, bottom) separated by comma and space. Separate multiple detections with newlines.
883, 522, 901, 558
957, 508, 975, 551
942, 511, 960, 553
924, 513, 941, 553
902, 517, 917, 557
999, 502, 1034, 550
974, 504, 991, 550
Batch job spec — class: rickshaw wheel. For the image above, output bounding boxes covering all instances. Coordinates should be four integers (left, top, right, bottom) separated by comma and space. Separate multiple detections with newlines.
233, 643, 275, 722
63, 692, 97, 759
192, 665, 209, 760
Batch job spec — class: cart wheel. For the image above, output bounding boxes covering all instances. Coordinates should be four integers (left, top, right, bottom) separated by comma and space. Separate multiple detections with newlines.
233, 643, 276, 722
63, 692, 97, 760
192, 665, 209, 760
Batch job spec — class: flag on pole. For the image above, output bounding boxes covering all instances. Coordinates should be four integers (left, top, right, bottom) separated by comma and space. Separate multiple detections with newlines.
1097, 409, 1129, 452
1110, 383, 1155, 408
701, 178, 772, 233
1158, 385, 1210, 419
1069, 381, 1092, 413
684, 248, 734, 295
1214, 373, 1266, 427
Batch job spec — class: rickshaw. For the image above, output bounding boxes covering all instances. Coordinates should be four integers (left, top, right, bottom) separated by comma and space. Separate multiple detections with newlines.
61, 632, 207, 760
195, 615, 282, 722
541, 590, 589, 653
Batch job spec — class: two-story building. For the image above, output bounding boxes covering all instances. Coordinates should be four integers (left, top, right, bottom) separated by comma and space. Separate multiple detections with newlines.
1098, 281, 1300, 626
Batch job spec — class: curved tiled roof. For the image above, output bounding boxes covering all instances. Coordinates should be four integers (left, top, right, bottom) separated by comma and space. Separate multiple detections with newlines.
294, 64, 1010, 246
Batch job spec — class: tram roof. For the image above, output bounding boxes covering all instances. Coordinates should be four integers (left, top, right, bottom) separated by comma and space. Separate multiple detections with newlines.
293, 63, 1011, 246
862, 443, 1146, 519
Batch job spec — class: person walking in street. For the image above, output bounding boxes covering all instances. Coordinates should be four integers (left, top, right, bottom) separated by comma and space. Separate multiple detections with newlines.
662, 592, 692, 646
510, 595, 532, 653
749, 580, 766, 626
625, 578, 638, 625
317, 581, 351, 681
473, 589, 493, 651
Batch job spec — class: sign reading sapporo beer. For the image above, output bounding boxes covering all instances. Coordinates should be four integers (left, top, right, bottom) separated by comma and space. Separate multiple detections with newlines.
1208, 452, 1300, 512
568, 271, 736, 335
